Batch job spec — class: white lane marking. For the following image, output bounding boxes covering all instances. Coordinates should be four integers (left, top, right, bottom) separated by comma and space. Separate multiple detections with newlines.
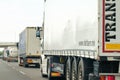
19, 71, 26, 75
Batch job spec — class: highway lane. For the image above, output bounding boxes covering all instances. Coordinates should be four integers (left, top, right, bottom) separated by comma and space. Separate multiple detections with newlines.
0, 59, 31, 80
0, 59, 48, 80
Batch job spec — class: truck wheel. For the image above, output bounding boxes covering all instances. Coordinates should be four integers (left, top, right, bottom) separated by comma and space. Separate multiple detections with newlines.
78, 58, 94, 80
23, 61, 28, 68
42, 73, 46, 77
71, 57, 77, 80
77, 58, 86, 80
7, 59, 10, 62
65, 57, 71, 80
36, 63, 40, 68
23, 63, 28, 68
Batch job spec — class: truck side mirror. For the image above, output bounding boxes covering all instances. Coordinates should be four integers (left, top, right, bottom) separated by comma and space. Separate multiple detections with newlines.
16, 42, 19, 49
36, 30, 40, 37
36, 27, 41, 38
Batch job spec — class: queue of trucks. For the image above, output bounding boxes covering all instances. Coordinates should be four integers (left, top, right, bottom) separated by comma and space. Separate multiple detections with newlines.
2, 0, 120, 80
3, 46, 18, 62
18, 27, 41, 67
2, 27, 41, 68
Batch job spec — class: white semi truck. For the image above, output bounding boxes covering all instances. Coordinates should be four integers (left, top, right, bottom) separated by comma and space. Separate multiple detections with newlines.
18, 27, 41, 67
6, 46, 18, 62
36, 0, 120, 80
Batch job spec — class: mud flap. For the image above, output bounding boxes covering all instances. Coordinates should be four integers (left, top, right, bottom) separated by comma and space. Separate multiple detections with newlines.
89, 61, 99, 80
89, 73, 99, 80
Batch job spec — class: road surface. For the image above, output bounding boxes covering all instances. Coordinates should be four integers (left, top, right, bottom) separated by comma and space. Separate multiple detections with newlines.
0, 59, 48, 80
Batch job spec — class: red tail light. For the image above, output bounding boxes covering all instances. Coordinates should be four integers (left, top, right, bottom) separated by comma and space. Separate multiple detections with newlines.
107, 76, 115, 80
100, 76, 106, 80
100, 75, 115, 80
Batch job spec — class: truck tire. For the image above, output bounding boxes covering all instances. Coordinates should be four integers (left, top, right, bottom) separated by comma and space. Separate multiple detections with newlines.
7, 59, 10, 62
65, 57, 71, 80
77, 58, 93, 80
71, 57, 77, 80
23, 63, 28, 68
42, 73, 46, 77
23, 60, 28, 68
77, 58, 86, 80
36, 63, 40, 68
23, 58, 28, 68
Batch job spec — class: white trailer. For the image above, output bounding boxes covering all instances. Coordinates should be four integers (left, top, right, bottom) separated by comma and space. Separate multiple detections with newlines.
36, 0, 120, 80
6, 46, 18, 62
18, 27, 41, 67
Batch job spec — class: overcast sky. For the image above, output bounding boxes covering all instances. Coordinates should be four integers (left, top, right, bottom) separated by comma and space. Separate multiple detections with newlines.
0, 0, 44, 42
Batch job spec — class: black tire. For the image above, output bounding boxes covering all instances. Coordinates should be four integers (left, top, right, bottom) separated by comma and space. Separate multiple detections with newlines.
65, 57, 71, 80
23, 58, 28, 68
23, 63, 28, 68
23, 60, 28, 68
7, 60, 10, 62
77, 58, 94, 80
78, 58, 84, 80
71, 57, 77, 80
42, 73, 46, 77
36, 63, 40, 68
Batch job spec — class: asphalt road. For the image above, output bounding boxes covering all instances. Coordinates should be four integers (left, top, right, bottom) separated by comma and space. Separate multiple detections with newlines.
0, 59, 48, 80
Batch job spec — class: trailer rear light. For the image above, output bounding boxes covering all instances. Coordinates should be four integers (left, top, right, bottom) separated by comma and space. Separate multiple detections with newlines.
100, 76, 106, 80
100, 75, 115, 80
107, 76, 115, 80
27, 59, 33, 63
